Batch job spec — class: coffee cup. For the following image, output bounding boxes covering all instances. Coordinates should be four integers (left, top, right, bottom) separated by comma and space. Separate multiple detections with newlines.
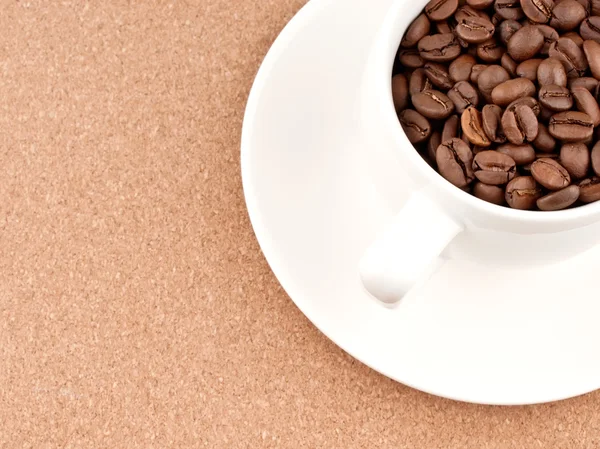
358, 0, 600, 305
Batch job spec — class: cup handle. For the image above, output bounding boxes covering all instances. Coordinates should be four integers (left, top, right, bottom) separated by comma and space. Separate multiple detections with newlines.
359, 191, 463, 304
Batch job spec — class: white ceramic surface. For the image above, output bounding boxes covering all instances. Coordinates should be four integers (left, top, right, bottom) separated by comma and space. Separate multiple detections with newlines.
241, 0, 600, 405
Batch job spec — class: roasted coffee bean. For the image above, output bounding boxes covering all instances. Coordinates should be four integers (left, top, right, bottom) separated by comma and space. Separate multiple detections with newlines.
548, 111, 594, 141
400, 109, 433, 143
560, 142, 590, 178
583, 39, 600, 78
473, 182, 506, 204
491, 78, 536, 106
392, 74, 409, 112
533, 123, 558, 151
515, 58, 543, 80
502, 104, 539, 144
427, 131, 442, 162
537, 185, 581, 209
442, 115, 461, 142
401, 14, 432, 47
507, 96, 542, 115
539, 84, 573, 111
550, 0, 587, 30
592, 140, 600, 175
435, 20, 453, 34
531, 157, 571, 189
472, 150, 517, 184
423, 62, 454, 89
456, 5, 491, 21
455, 16, 496, 43
448, 81, 480, 113
592, 0, 600, 15
572, 86, 600, 126
449, 54, 477, 82
501, 52, 519, 75
507, 25, 545, 60
478, 65, 510, 100
468, 0, 495, 9
537, 24, 560, 53
578, 177, 600, 201
412, 89, 455, 119
537, 57, 568, 86
409, 68, 432, 95
497, 143, 537, 164
477, 37, 506, 61
418, 33, 462, 61
498, 19, 522, 44
425, 0, 459, 20
580, 16, 600, 42
482, 104, 507, 142
548, 37, 588, 77
461, 106, 492, 145
470, 64, 490, 83
521, 0, 555, 23
435, 138, 475, 186
494, 0, 525, 19
505, 176, 543, 208
399, 48, 426, 68
569, 76, 599, 91
562, 31, 584, 47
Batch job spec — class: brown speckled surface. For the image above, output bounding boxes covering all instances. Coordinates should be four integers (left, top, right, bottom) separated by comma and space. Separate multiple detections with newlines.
1, 0, 600, 447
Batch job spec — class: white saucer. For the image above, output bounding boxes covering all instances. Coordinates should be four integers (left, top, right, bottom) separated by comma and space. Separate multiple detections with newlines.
241, 0, 600, 405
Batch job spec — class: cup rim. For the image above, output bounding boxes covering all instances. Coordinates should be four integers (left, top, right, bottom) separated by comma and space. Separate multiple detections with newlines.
376, 0, 600, 225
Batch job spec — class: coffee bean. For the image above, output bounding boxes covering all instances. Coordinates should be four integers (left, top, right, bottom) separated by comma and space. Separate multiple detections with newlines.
583, 39, 600, 78
400, 109, 432, 143
507, 25, 544, 60
477, 37, 506, 61
505, 176, 543, 208
478, 65, 510, 101
537, 185, 581, 209
531, 157, 571, 189
418, 33, 462, 61
423, 62, 454, 89
491, 78, 536, 106
494, 0, 525, 19
572, 86, 600, 126
507, 96, 542, 115
550, 0, 587, 30
468, 0, 495, 9
399, 48, 425, 68
449, 54, 477, 82
592, 140, 600, 175
392, 74, 409, 112
521, 0, 555, 23
455, 16, 496, 43
549, 37, 588, 77
569, 76, 599, 91
482, 104, 507, 142
473, 182, 506, 204
562, 31, 584, 47
592, 0, 600, 15
472, 150, 517, 184
461, 106, 492, 145
401, 14, 432, 48
442, 115, 461, 142
515, 58, 543, 80
533, 122, 558, 151
447, 81, 480, 113
436, 20, 454, 34
502, 104, 539, 144
497, 143, 537, 164
539, 84, 573, 111
578, 176, 600, 201
548, 111, 594, 141
425, 0, 459, 20
580, 16, 600, 42
409, 68, 432, 95
498, 19, 523, 43
427, 131, 442, 163
537, 24, 560, 53
436, 138, 475, 186
537, 57, 568, 86
470, 63, 490, 83
412, 90, 455, 119
501, 52, 519, 76
560, 142, 590, 178
456, 5, 491, 21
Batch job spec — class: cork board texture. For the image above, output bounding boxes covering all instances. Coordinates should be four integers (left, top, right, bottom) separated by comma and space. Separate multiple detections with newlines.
0, 0, 599, 447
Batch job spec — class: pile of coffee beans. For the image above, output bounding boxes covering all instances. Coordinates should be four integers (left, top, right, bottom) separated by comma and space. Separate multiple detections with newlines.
393, 0, 600, 210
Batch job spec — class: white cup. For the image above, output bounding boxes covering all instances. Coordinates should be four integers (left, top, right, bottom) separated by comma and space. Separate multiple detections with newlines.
358, 0, 600, 305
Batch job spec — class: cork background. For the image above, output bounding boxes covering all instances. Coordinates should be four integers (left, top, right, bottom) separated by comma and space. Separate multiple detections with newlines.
1, 0, 600, 447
